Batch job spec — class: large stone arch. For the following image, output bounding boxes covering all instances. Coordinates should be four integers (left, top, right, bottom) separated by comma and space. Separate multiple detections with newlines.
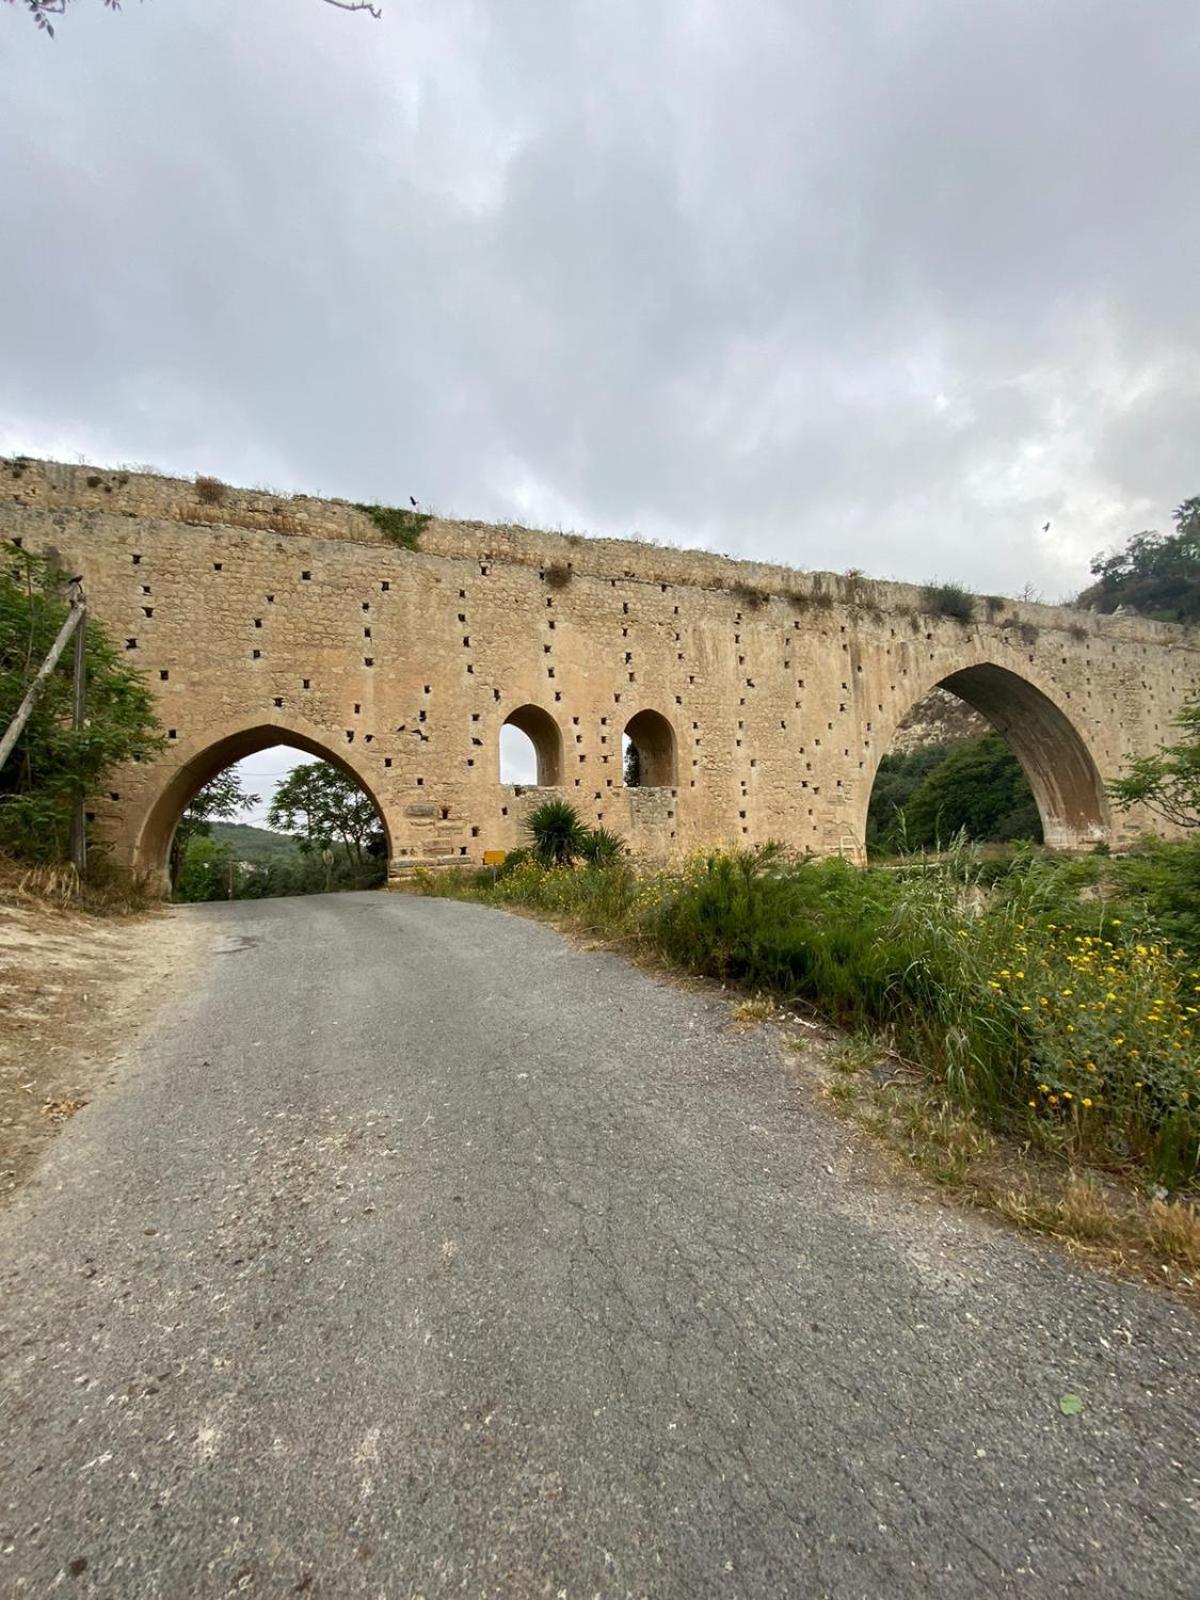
129, 714, 393, 893
864, 660, 1110, 851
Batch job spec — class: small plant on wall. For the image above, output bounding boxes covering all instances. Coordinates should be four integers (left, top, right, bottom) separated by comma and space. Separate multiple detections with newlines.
195, 475, 227, 505
355, 502, 431, 551
921, 582, 977, 624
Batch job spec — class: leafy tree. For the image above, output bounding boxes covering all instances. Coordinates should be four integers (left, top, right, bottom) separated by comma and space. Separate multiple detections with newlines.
872, 734, 1042, 853
525, 798, 589, 866
0, 541, 162, 863
623, 740, 641, 786
5, 0, 381, 36
267, 761, 385, 867
170, 769, 259, 891
174, 833, 236, 903
902, 734, 1042, 849
867, 744, 955, 848
1109, 694, 1200, 831
1078, 497, 1200, 623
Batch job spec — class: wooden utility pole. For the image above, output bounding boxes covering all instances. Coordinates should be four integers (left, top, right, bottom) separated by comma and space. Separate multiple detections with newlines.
0, 586, 86, 777
68, 604, 88, 875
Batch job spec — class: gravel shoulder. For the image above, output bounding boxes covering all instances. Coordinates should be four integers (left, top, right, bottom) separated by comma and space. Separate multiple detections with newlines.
1, 891, 1196, 1598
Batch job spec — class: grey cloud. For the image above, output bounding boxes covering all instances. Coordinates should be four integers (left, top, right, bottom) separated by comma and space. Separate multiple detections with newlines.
1, 0, 1197, 600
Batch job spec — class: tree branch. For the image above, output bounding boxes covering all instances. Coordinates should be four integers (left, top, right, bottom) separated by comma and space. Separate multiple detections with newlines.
321, 0, 382, 15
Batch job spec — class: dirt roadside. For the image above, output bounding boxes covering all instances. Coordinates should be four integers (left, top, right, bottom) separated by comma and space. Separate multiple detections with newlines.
0, 898, 207, 1204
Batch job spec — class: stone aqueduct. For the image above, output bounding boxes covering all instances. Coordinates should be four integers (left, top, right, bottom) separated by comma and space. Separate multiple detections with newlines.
5, 459, 1197, 888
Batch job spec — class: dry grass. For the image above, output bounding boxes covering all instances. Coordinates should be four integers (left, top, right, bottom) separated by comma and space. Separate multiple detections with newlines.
732, 994, 774, 1027
0, 857, 155, 917
194, 474, 227, 504
811, 1044, 1196, 1292
1147, 1198, 1200, 1269
1056, 1172, 1120, 1243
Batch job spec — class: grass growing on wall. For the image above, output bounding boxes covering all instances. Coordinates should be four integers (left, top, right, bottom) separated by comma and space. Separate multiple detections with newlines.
354, 503, 431, 550
412, 841, 1200, 1190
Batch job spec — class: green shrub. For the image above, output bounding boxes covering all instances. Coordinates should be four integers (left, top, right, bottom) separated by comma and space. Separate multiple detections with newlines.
525, 799, 589, 866
0, 542, 163, 863
492, 845, 532, 879
921, 582, 977, 624
354, 502, 431, 550
581, 826, 626, 865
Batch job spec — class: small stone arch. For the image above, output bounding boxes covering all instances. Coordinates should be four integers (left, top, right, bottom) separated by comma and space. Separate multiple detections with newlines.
866, 662, 1110, 851
500, 704, 563, 787
622, 709, 677, 788
131, 715, 392, 894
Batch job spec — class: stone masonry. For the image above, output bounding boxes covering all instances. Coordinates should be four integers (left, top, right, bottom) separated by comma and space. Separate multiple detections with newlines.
4, 457, 1197, 889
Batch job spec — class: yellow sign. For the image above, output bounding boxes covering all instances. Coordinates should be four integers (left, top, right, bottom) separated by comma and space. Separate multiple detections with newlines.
482, 850, 507, 866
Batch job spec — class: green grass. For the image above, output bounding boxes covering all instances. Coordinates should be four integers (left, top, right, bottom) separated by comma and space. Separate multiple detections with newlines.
354, 502, 431, 550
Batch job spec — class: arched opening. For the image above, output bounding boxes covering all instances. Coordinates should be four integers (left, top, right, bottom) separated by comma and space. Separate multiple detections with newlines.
622, 709, 677, 788
134, 722, 392, 899
866, 664, 1109, 856
499, 704, 563, 787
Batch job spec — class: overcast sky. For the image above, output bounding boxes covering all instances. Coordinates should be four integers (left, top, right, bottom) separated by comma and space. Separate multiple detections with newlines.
4, 0, 1198, 608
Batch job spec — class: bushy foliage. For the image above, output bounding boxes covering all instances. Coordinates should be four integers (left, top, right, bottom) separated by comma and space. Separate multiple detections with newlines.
525, 800, 628, 869
175, 830, 384, 902
921, 582, 976, 624
1078, 497, 1200, 623
525, 798, 590, 866
868, 743, 952, 845
0, 542, 162, 863
869, 734, 1041, 854
268, 762, 386, 865
173, 761, 387, 901
901, 734, 1041, 849
171, 770, 259, 890
579, 826, 626, 866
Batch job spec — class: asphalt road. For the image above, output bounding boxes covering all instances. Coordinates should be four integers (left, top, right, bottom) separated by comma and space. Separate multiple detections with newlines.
2, 892, 1196, 1599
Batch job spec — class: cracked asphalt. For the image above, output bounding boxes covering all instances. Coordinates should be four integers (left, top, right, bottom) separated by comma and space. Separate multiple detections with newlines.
1, 891, 1196, 1598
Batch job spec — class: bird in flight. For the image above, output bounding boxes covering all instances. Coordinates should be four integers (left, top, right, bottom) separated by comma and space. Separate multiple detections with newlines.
1042, 521, 1051, 533
409, 496, 419, 508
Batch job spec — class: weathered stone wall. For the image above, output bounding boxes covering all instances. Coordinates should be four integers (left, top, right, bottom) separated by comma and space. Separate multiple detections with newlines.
890, 687, 990, 754
4, 456, 1197, 885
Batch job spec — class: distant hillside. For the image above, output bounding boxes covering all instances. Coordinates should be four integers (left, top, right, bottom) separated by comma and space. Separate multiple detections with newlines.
210, 822, 301, 863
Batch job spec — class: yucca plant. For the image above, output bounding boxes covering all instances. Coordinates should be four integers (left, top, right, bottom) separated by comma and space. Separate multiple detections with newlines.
525, 799, 589, 866
580, 826, 627, 866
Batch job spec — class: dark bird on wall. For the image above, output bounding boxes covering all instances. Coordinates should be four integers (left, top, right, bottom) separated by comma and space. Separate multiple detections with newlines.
1043, 521, 1051, 532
